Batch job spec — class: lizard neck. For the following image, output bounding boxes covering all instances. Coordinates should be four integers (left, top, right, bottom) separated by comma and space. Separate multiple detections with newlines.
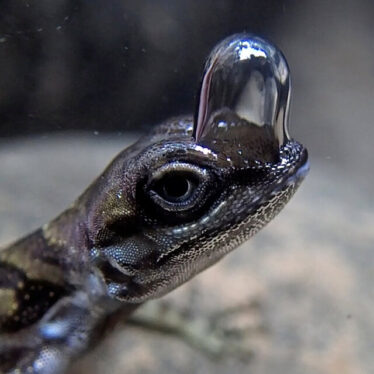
0, 205, 92, 293
42, 205, 91, 273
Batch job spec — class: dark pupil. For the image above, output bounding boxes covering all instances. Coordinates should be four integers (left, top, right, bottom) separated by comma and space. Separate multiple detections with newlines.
162, 175, 191, 200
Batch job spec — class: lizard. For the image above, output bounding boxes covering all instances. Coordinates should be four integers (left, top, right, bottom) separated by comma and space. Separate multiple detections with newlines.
0, 33, 309, 374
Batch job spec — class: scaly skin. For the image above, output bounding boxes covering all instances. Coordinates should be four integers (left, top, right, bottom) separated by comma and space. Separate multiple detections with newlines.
0, 34, 308, 373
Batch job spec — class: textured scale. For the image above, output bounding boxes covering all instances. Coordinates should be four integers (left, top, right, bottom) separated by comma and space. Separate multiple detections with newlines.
0, 34, 308, 374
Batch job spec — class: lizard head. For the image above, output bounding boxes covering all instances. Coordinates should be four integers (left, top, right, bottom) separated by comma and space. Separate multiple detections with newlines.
83, 34, 309, 303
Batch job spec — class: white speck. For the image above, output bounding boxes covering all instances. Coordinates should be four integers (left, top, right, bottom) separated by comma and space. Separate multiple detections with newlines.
90, 248, 100, 260
218, 121, 227, 129
93, 130, 99, 135
200, 216, 210, 225
37, 28, 43, 32
0, 37, 7, 43
237, 41, 266, 60
210, 201, 226, 217
141, 48, 146, 53
56, 25, 62, 31
252, 196, 261, 203
40, 321, 69, 339
195, 145, 216, 158
172, 228, 183, 235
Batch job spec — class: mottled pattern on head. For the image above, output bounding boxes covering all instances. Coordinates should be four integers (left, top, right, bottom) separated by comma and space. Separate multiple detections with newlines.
76, 117, 308, 303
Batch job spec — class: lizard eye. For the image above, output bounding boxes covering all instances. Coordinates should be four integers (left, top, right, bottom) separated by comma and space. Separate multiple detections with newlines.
156, 172, 197, 203
145, 162, 215, 217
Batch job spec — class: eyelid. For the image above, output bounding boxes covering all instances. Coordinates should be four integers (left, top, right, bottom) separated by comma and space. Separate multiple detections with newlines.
148, 162, 208, 184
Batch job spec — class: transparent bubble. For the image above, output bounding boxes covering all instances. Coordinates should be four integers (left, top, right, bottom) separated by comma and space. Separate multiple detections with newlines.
193, 34, 291, 164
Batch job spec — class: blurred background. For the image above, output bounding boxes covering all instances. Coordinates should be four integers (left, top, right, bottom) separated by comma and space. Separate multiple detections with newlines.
0, 1, 373, 373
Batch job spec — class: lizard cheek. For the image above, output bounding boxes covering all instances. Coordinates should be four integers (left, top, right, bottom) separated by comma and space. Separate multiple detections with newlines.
193, 33, 291, 165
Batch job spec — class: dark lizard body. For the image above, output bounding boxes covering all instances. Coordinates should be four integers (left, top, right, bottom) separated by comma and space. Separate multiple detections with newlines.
0, 34, 308, 374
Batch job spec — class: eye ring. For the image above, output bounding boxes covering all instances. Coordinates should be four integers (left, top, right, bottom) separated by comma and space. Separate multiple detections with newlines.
145, 162, 214, 214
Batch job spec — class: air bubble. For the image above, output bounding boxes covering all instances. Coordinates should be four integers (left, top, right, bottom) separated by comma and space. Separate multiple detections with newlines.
194, 34, 291, 164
